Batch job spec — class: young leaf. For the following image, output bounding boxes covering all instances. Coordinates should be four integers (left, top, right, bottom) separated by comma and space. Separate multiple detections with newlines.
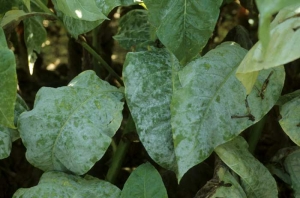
52, 0, 107, 21
284, 150, 300, 197
279, 96, 300, 146
121, 163, 168, 198
0, 27, 17, 128
123, 48, 180, 171
144, 0, 222, 65
113, 9, 150, 50
215, 136, 278, 197
171, 42, 285, 179
18, 70, 124, 175
236, 16, 300, 94
255, 0, 299, 52
13, 171, 121, 197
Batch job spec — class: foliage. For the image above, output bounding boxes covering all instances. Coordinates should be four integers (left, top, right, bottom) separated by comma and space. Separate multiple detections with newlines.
0, 0, 299, 197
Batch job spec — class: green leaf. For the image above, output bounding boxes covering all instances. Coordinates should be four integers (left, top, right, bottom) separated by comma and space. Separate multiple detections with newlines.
279, 96, 300, 146
284, 150, 300, 197
0, 0, 23, 17
23, 16, 47, 69
123, 48, 180, 171
95, 0, 121, 16
0, 94, 28, 159
13, 171, 121, 197
18, 70, 124, 175
53, 0, 107, 21
236, 13, 300, 94
255, 0, 300, 52
121, 163, 168, 198
211, 166, 247, 198
56, 9, 103, 39
171, 42, 285, 179
215, 136, 278, 197
0, 27, 17, 128
113, 9, 150, 50
144, 0, 222, 65
276, 90, 300, 106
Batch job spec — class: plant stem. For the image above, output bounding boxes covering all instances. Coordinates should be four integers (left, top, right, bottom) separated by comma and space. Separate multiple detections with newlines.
248, 115, 267, 154
106, 115, 135, 184
77, 36, 124, 86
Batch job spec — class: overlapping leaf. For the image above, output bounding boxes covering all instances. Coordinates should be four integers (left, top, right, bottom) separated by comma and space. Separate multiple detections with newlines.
279, 95, 300, 146
121, 163, 167, 198
144, 0, 222, 65
0, 27, 17, 128
13, 171, 121, 197
123, 48, 180, 171
255, 0, 300, 51
284, 150, 300, 197
18, 71, 124, 175
236, 5, 300, 94
171, 42, 285, 179
215, 136, 278, 197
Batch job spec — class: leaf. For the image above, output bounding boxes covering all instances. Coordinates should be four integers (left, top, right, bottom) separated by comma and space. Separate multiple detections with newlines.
120, 163, 168, 198
171, 42, 285, 179
0, 27, 17, 128
236, 16, 300, 94
255, 0, 300, 52
276, 90, 300, 106
0, 0, 23, 17
284, 150, 300, 197
279, 96, 300, 146
95, 0, 121, 16
123, 48, 180, 171
13, 171, 121, 197
211, 166, 247, 198
113, 9, 150, 50
215, 136, 278, 197
53, 0, 107, 21
18, 70, 124, 175
1, 10, 56, 34
55, 9, 103, 39
144, 0, 222, 65
0, 94, 28, 159
23, 16, 47, 70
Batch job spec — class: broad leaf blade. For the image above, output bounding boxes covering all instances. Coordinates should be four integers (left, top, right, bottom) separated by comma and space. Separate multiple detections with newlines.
284, 150, 300, 197
0, 27, 17, 128
144, 0, 222, 65
123, 49, 180, 171
53, 0, 107, 21
113, 10, 150, 50
279, 96, 300, 145
236, 16, 300, 94
215, 136, 278, 197
121, 163, 167, 198
13, 171, 121, 197
18, 71, 124, 175
171, 42, 285, 179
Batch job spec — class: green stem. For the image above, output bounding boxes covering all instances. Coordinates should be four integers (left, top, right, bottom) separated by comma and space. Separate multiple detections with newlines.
248, 115, 267, 154
78, 36, 124, 86
106, 115, 135, 184
31, 0, 53, 15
